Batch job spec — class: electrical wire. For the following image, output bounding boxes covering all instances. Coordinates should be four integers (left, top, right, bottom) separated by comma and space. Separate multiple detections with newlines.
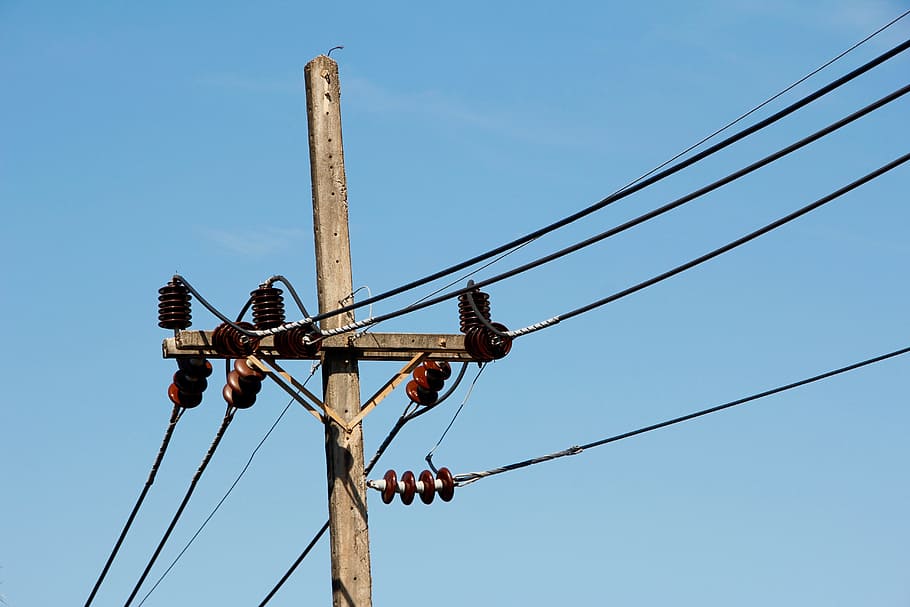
135, 364, 322, 606
616, 8, 910, 196
425, 364, 487, 473
257, 362, 470, 606
246, 35, 910, 336
506, 150, 910, 336
83, 405, 184, 607
291, 82, 910, 339
171, 37, 910, 341
452, 344, 910, 486
123, 405, 237, 607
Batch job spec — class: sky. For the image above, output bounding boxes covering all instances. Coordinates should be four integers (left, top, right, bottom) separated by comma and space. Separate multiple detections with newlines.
2, 1, 909, 606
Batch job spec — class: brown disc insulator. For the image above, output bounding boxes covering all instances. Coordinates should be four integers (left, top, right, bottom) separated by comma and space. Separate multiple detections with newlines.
274, 324, 322, 358
413, 364, 445, 391
457, 288, 491, 333
250, 286, 286, 330
419, 470, 436, 504
406, 379, 438, 406
158, 281, 192, 329
400, 471, 417, 505
222, 358, 266, 409
465, 323, 512, 361
381, 470, 398, 504
425, 360, 452, 380
167, 357, 212, 409
437, 467, 455, 502
212, 321, 260, 357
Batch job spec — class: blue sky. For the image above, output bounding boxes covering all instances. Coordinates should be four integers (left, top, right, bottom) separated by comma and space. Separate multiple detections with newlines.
2, 1, 909, 605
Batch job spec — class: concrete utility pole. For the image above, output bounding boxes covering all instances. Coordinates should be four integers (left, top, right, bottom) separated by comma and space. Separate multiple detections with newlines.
304, 54, 372, 607
163, 55, 475, 606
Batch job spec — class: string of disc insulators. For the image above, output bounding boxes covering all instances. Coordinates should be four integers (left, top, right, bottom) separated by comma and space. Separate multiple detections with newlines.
367, 468, 456, 505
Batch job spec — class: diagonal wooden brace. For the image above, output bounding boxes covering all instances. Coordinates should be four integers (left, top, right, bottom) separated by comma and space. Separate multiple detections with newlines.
247, 356, 345, 428
345, 352, 428, 431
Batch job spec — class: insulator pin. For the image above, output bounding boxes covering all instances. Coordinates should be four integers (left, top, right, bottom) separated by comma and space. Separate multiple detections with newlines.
369, 468, 456, 505
158, 281, 192, 329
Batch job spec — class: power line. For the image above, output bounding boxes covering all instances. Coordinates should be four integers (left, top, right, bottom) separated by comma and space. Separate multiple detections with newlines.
250, 35, 910, 335
136, 364, 321, 606
257, 364, 471, 606
511, 150, 910, 334
304, 82, 910, 338
123, 406, 237, 607
451, 344, 910, 486
169, 37, 910, 341
83, 405, 184, 607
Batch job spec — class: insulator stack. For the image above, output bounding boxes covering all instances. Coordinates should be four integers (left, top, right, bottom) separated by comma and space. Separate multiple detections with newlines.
274, 324, 322, 357
368, 468, 455, 505
212, 321, 260, 357
458, 288, 491, 332
158, 280, 192, 329
251, 286, 286, 330
222, 358, 265, 409
167, 357, 212, 408
405, 360, 452, 406
457, 286, 512, 362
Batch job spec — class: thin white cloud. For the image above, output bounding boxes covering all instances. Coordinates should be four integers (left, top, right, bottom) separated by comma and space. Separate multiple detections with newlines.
343, 75, 595, 147
194, 72, 303, 94
200, 226, 310, 257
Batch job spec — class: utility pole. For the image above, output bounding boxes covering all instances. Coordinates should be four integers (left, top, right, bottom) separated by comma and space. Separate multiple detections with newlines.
162, 55, 479, 606
304, 54, 372, 607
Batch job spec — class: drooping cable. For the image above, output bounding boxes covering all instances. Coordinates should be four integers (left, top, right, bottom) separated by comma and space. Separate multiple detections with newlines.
170, 37, 910, 341
425, 364, 487, 473
505, 150, 910, 336
135, 364, 322, 606
83, 405, 184, 607
453, 344, 910, 486
257, 362, 470, 606
364, 362, 469, 475
298, 83, 910, 339
616, 9, 910, 196
122, 406, 237, 607
244, 36, 910, 337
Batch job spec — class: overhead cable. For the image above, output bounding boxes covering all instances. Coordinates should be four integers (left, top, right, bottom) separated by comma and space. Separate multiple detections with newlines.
123, 406, 237, 607
297, 82, 910, 338
136, 364, 322, 606
505, 150, 910, 336
169, 38, 910, 341
257, 363, 470, 606
83, 405, 184, 607
453, 344, 910, 486
250, 36, 910, 335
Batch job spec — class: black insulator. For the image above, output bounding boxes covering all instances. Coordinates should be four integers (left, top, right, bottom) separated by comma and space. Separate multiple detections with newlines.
158, 281, 192, 329
458, 288, 491, 333
251, 286, 286, 330
212, 321, 260, 356
274, 324, 322, 358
